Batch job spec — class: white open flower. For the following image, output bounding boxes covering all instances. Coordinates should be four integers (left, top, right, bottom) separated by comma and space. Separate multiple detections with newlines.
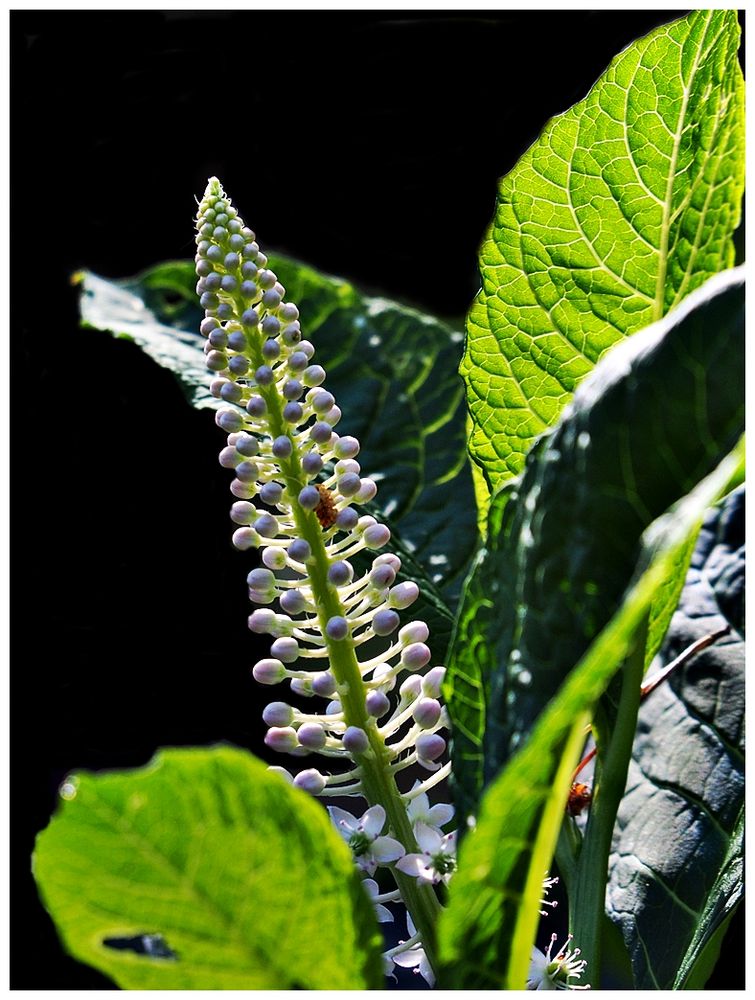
391, 913, 435, 986
406, 780, 454, 831
394, 820, 456, 883
327, 804, 404, 875
362, 877, 394, 923
526, 934, 590, 991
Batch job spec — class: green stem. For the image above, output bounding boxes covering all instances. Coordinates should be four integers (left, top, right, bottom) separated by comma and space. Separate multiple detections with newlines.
569, 614, 648, 983
245, 324, 442, 974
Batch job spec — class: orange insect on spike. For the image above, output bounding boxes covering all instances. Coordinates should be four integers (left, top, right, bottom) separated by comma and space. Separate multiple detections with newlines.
314, 484, 338, 530
566, 782, 593, 817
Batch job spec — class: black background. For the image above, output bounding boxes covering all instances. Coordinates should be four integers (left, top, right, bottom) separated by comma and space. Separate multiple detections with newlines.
11, 9, 744, 990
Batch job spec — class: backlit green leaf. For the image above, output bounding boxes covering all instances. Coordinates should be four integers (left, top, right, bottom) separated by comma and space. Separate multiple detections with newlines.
446, 266, 744, 823
464, 9, 743, 497
33, 746, 383, 989
438, 439, 744, 989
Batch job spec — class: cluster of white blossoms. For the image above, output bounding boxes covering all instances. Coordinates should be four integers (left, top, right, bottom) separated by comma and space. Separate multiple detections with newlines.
195, 177, 587, 991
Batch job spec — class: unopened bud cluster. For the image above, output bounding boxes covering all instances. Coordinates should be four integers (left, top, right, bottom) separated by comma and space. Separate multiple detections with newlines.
195, 178, 454, 984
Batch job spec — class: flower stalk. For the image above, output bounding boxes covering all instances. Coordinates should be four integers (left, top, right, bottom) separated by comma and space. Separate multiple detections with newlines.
194, 177, 450, 980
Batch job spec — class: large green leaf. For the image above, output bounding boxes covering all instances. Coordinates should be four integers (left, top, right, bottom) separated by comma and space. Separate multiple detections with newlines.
437, 439, 744, 989
446, 266, 744, 824
33, 746, 383, 989
463, 9, 744, 498
78, 257, 477, 652
606, 487, 745, 989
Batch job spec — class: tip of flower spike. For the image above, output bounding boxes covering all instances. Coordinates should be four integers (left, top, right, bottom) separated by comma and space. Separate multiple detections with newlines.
205, 176, 225, 199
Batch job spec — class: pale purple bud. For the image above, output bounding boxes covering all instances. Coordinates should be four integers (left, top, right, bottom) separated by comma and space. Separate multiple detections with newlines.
303, 365, 326, 387
335, 459, 360, 477
200, 316, 219, 336
208, 329, 227, 348
262, 289, 282, 309
400, 621, 430, 646
373, 609, 400, 636
219, 445, 242, 469
310, 421, 332, 444
327, 561, 353, 586
247, 568, 276, 590
232, 527, 259, 551
366, 690, 390, 719
220, 274, 237, 292
259, 482, 283, 505
283, 402, 303, 423
336, 508, 359, 530
373, 663, 396, 691
254, 513, 279, 538
283, 379, 303, 400
262, 547, 288, 571
262, 702, 294, 727
223, 252, 240, 270
325, 699, 342, 715
216, 409, 244, 433
389, 582, 419, 610
364, 524, 391, 549
402, 643, 431, 671
258, 268, 277, 290
343, 726, 369, 754
235, 434, 259, 457
230, 479, 256, 499
227, 357, 249, 378
270, 637, 299, 663
281, 322, 301, 346
279, 302, 299, 322
338, 473, 362, 497
261, 315, 280, 337
334, 436, 360, 460
200, 292, 219, 311
312, 390, 335, 414
400, 675, 423, 701
230, 501, 256, 525
290, 677, 314, 697
249, 609, 276, 633
369, 564, 396, 588
253, 659, 287, 685
326, 616, 349, 641
374, 553, 402, 573
264, 726, 298, 751
413, 697, 442, 729
324, 405, 342, 426
242, 261, 257, 278
227, 329, 247, 351
280, 589, 307, 615
240, 280, 258, 299
255, 365, 274, 386
422, 666, 446, 698
416, 733, 446, 763
312, 671, 337, 696
302, 452, 323, 475
247, 396, 267, 417
272, 436, 293, 459
220, 381, 243, 403
297, 723, 327, 750
262, 338, 280, 360
288, 351, 308, 371
294, 769, 326, 795
288, 539, 312, 563
298, 484, 320, 511
235, 461, 259, 483
242, 307, 259, 327
355, 479, 378, 503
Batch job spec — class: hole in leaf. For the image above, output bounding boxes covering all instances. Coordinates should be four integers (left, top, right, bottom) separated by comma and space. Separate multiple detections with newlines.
102, 933, 177, 960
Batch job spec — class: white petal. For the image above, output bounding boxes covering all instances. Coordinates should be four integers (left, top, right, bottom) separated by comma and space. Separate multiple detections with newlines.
415, 821, 443, 854
362, 877, 379, 899
356, 855, 377, 876
375, 902, 394, 923
427, 803, 455, 827
418, 954, 436, 987
395, 853, 426, 878
371, 835, 405, 863
442, 830, 457, 853
361, 804, 386, 838
392, 947, 423, 970
328, 805, 357, 837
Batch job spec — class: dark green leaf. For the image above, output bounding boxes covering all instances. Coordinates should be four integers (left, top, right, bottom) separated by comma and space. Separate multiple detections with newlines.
446, 266, 744, 822
33, 746, 383, 989
463, 10, 744, 499
606, 487, 745, 989
78, 256, 478, 649
438, 439, 744, 989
